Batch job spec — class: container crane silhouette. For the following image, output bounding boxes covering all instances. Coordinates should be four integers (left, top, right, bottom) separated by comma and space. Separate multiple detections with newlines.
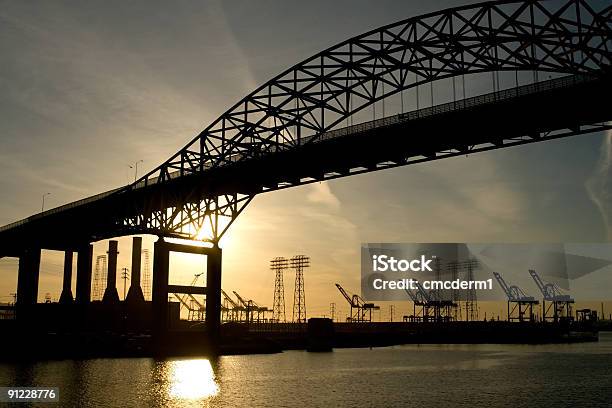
493, 272, 538, 322
335, 283, 379, 322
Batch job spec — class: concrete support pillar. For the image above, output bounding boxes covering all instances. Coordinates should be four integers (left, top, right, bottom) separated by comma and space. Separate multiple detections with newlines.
16, 248, 41, 305
126, 237, 145, 304
75, 244, 93, 304
206, 245, 222, 338
102, 240, 120, 303
59, 251, 74, 304
152, 238, 169, 334
151, 238, 222, 339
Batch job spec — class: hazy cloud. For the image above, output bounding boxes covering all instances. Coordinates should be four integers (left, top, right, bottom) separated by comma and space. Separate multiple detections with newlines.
306, 183, 341, 210
587, 129, 612, 241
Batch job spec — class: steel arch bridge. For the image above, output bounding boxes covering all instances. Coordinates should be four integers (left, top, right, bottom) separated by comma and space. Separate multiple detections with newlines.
0, 0, 611, 252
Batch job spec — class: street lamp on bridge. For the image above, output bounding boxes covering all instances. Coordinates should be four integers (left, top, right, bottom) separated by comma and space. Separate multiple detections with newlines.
41, 192, 51, 212
129, 160, 144, 183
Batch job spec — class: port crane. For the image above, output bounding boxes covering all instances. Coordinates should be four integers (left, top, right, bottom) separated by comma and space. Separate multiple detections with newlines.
172, 273, 202, 309
335, 283, 379, 322
528, 269, 574, 322
248, 298, 271, 323
403, 281, 430, 322
402, 281, 456, 323
233, 291, 270, 323
232, 291, 255, 323
187, 297, 205, 321
171, 273, 206, 321
221, 289, 243, 322
493, 272, 538, 322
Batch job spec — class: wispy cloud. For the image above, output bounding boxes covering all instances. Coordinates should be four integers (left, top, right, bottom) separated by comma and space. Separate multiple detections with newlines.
307, 182, 341, 210
587, 130, 612, 241
0, 153, 88, 194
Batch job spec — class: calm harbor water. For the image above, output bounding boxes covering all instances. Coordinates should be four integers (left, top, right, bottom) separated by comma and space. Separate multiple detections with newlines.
1, 333, 611, 407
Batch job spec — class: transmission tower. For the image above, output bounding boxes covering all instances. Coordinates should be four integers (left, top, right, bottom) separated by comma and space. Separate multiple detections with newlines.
330, 302, 336, 321
453, 258, 479, 321
92, 255, 107, 301
142, 249, 151, 301
446, 260, 461, 321
433, 257, 443, 301
121, 267, 130, 300
290, 255, 309, 323
270, 257, 288, 322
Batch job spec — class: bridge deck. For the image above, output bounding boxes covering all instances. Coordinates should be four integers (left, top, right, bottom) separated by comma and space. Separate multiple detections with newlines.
1, 74, 610, 254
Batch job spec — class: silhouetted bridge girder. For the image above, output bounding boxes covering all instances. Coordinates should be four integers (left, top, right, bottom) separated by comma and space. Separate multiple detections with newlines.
0, 0, 611, 335
0, 73, 609, 255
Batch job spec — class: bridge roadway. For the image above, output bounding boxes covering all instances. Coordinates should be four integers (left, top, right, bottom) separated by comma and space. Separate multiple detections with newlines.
0, 73, 610, 257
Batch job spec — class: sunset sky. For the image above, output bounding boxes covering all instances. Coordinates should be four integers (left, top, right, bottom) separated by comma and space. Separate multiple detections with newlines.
0, 0, 610, 318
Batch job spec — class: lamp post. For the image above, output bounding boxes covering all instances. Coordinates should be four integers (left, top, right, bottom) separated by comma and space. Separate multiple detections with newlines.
129, 160, 144, 183
41, 192, 51, 212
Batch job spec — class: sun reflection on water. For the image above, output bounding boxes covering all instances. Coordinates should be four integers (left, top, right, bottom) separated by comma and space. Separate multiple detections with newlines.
168, 359, 219, 401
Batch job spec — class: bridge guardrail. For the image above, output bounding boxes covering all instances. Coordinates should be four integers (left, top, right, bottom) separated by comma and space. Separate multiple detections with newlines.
308, 74, 591, 143
0, 188, 123, 233
159, 74, 592, 182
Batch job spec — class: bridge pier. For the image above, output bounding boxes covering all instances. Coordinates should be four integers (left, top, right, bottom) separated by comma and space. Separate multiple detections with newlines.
102, 240, 120, 303
152, 238, 222, 338
126, 237, 145, 305
152, 239, 170, 334
16, 248, 41, 306
59, 251, 74, 304
75, 244, 93, 304
206, 245, 222, 339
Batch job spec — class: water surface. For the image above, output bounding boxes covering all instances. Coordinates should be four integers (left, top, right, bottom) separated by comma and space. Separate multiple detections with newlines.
1, 333, 611, 407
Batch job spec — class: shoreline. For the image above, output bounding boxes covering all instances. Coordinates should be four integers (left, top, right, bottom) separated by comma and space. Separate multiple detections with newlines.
0, 320, 600, 362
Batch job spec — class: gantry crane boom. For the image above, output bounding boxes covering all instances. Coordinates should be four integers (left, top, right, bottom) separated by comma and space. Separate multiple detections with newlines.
336, 283, 378, 321
335, 283, 357, 307
187, 294, 204, 310
172, 293, 192, 310
232, 291, 250, 307
403, 280, 431, 303
528, 269, 573, 301
173, 273, 204, 310
403, 287, 418, 302
494, 272, 536, 301
415, 281, 432, 302
403, 280, 430, 303
357, 293, 379, 311
529, 269, 550, 299
494, 272, 515, 300
246, 298, 269, 312
222, 289, 239, 308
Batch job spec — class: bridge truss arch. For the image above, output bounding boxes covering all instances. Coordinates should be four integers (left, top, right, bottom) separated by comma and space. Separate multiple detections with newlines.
122, 0, 611, 243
